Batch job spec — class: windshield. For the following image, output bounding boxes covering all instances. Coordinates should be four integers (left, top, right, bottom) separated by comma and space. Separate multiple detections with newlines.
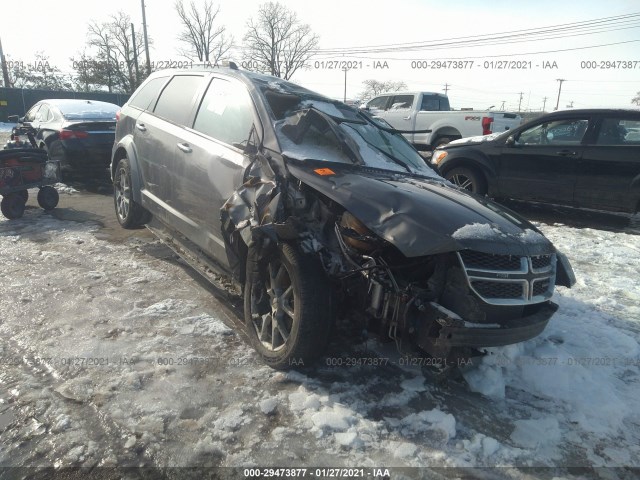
275, 101, 440, 178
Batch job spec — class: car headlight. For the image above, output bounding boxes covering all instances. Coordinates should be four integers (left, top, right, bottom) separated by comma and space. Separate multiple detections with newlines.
431, 150, 448, 166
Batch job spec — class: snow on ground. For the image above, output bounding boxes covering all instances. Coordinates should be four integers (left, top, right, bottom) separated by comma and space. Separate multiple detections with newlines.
0, 123, 16, 133
0, 200, 639, 476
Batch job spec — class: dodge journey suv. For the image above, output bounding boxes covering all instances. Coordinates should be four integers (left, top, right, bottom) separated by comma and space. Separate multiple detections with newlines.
111, 65, 575, 371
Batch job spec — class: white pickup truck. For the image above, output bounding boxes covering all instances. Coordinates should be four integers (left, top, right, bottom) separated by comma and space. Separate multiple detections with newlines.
363, 91, 521, 149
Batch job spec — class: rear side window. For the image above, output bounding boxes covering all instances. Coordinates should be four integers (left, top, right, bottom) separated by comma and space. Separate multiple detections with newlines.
129, 77, 168, 110
193, 78, 255, 147
154, 75, 204, 125
420, 95, 450, 111
596, 118, 640, 145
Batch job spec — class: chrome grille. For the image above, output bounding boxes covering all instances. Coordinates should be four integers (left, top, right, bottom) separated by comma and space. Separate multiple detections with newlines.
457, 250, 557, 305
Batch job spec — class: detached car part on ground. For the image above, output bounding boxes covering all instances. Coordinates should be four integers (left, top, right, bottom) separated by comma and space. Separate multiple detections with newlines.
111, 67, 575, 371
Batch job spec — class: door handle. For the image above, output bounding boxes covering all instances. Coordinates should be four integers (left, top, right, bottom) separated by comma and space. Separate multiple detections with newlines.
403, 116, 411, 120
177, 142, 192, 153
136, 123, 147, 132
556, 150, 577, 156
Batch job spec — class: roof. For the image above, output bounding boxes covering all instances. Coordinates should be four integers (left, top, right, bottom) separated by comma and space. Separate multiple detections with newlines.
40, 99, 120, 113
544, 108, 640, 116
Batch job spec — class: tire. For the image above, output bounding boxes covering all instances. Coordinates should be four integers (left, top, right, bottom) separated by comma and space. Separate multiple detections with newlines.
37, 186, 59, 210
1, 193, 26, 219
244, 243, 332, 370
18, 189, 29, 203
433, 137, 452, 148
113, 157, 151, 228
445, 166, 488, 195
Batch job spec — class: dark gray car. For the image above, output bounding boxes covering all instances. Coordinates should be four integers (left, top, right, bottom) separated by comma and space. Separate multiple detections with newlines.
111, 66, 574, 371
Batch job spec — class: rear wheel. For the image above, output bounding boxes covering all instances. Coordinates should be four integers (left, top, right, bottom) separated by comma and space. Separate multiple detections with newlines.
113, 157, 151, 228
37, 186, 59, 210
433, 137, 452, 148
244, 243, 332, 369
445, 166, 487, 195
1, 193, 26, 219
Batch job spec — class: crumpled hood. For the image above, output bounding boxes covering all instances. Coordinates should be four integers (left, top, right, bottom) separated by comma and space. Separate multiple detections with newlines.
287, 162, 555, 258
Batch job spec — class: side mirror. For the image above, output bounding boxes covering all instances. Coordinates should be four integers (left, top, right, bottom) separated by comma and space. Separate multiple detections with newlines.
7, 115, 20, 123
505, 136, 516, 147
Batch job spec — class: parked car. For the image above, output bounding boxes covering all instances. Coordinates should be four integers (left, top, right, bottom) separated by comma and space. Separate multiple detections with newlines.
362, 91, 521, 149
12, 99, 119, 176
431, 109, 640, 214
112, 67, 575, 370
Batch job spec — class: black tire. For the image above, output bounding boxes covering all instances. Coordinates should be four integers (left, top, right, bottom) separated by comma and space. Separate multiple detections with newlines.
445, 166, 488, 195
1, 193, 26, 219
433, 137, 452, 148
244, 243, 332, 370
113, 157, 151, 228
37, 186, 59, 210
18, 189, 29, 203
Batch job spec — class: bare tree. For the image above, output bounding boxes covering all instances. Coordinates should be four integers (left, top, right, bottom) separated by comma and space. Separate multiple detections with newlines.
243, 2, 319, 80
175, 0, 232, 64
84, 11, 148, 93
633, 91, 640, 106
9, 53, 73, 91
359, 80, 407, 102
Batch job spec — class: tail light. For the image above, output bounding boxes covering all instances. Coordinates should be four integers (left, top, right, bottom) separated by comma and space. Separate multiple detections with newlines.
481, 117, 494, 135
59, 129, 89, 140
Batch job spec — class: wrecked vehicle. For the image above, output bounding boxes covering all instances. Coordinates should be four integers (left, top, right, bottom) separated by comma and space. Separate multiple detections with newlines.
111, 66, 575, 370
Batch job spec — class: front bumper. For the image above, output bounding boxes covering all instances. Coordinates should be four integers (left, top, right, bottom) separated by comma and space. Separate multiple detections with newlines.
418, 301, 557, 354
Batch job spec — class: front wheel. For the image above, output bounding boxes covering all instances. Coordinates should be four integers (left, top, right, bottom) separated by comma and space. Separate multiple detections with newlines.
244, 243, 332, 369
445, 166, 487, 195
113, 158, 151, 228
37, 186, 59, 210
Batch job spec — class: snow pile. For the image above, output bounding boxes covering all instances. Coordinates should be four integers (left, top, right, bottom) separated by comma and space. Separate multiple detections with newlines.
0, 122, 16, 132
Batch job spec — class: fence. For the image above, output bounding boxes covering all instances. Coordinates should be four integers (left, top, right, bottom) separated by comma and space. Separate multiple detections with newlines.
0, 88, 130, 122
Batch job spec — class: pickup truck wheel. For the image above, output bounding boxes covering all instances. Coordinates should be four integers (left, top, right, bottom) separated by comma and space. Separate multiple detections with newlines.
445, 166, 487, 195
37, 186, 59, 210
113, 157, 151, 228
245, 243, 332, 370
433, 137, 452, 148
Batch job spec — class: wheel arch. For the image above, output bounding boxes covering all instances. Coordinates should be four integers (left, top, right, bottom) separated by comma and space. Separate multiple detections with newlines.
111, 136, 143, 205
439, 153, 496, 193
431, 126, 462, 146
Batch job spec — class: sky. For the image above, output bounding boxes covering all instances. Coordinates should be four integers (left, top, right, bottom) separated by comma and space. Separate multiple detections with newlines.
1, 0, 639, 111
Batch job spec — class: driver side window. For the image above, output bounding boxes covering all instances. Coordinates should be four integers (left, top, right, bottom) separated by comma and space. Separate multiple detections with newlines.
24, 104, 41, 122
516, 118, 589, 146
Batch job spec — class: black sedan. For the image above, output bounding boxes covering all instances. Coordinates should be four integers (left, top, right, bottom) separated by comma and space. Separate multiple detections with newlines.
18, 99, 119, 176
431, 108, 640, 214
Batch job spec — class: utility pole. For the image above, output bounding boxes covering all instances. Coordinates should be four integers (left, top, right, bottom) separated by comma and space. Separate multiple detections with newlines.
131, 23, 140, 87
500, 100, 505, 111
517, 92, 524, 112
342, 67, 347, 102
443, 83, 450, 95
0, 36, 11, 88
542, 96, 548, 112
555, 79, 566, 111
141, 0, 152, 75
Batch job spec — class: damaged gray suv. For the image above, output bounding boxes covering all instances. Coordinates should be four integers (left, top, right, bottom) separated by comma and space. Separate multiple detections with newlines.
112, 66, 575, 370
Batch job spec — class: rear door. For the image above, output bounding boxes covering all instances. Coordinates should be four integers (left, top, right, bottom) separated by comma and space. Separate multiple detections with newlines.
171, 76, 259, 264
134, 74, 204, 212
575, 114, 640, 212
496, 116, 589, 204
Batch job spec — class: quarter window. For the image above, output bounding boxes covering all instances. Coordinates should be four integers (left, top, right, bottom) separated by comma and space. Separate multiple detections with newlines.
129, 76, 169, 110
153, 75, 204, 125
193, 78, 255, 147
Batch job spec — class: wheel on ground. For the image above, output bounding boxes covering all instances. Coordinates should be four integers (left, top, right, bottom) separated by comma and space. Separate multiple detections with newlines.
433, 137, 452, 148
445, 166, 487, 195
37, 186, 59, 210
18, 189, 28, 203
244, 243, 332, 369
1, 193, 26, 219
113, 157, 151, 228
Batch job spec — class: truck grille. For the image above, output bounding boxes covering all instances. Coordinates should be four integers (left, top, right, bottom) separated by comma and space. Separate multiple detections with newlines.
457, 250, 556, 305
